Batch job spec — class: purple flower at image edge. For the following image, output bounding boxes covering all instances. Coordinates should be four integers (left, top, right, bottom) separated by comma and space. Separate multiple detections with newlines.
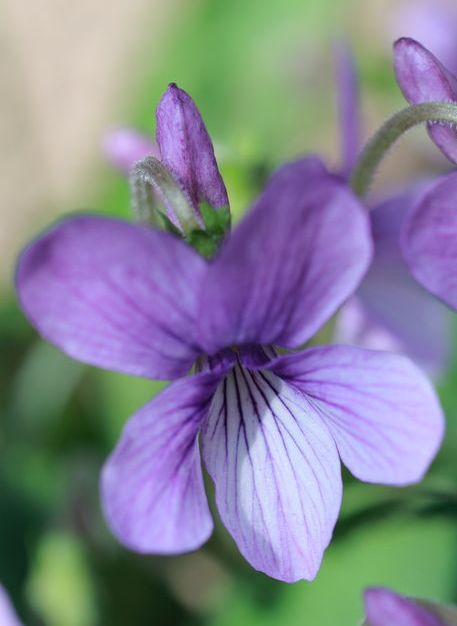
394, 36, 457, 163
0, 585, 24, 626
363, 588, 446, 626
336, 188, 452, 374
402, 171, 457, 313
334, 45, 451, 374
392, 38, 457, 313
16, 85, 444, 582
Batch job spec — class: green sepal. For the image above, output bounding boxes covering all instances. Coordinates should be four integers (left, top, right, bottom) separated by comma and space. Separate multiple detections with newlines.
185, 204, 231, 258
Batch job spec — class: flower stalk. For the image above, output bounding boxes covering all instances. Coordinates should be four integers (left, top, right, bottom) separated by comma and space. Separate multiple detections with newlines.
350, 101, 457, 197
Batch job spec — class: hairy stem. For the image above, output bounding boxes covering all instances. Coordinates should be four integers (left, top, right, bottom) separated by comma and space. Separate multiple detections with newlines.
350, 102, 457, 197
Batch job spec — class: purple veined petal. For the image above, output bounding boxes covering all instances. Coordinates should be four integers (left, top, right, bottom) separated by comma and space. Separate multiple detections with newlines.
16, 215, 208, 381
103, 128, 158, 175
401, 172, 457, 311
394, 37, 457, 163
101, 371, 226, 553
156, 83, 229, 210
334, 41, 361, 178
337, 190, 452, 374
198, 157, 372, 355
0, 585, 24, 626
363, 588, 444, 626
270, 345, 444, 485
201, 364, 342, 582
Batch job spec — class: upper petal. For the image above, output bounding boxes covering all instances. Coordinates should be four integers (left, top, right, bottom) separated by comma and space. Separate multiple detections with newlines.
101, 371, 224, 553
271, 345, 444, 485
201, 365, 342, 582
363, 587, 444, 626
103, 128, 158, 174
156, 83, 229, 210
0, 585, 23, 626
16, 215, 207, 380
394, 37, 457, 162
198, 157, 372, 354
401, 172, 457, 311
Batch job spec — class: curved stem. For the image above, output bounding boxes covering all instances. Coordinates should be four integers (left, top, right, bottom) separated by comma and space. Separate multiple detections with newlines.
350, 102, 457, 197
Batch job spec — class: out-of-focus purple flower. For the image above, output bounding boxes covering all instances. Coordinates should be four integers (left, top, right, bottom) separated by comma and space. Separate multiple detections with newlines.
363, 588, 445, 626
394, 37, 457, 163
391, 0, 457, 77
0, 585, 24, 626
402, 171, 457, 312
103, 128, 159, 174
16, 155, 444, 582
334, 46, 452, 373
336, 189, 452, 374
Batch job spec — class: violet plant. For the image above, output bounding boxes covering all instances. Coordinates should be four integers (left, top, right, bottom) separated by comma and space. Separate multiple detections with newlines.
15, 43, 456, 585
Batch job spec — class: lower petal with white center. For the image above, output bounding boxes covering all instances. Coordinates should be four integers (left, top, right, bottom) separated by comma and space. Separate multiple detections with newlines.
201, 365, 342, 583
271, 345, 444, 485
101, 372, 222, 554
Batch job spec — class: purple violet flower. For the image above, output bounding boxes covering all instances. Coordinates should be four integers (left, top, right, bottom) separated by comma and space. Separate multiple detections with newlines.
334, 46, 451, 373
16, 146, 444, 582
363, 588, 446, 626
0, 585, 24, 626
394, 37, 457, 163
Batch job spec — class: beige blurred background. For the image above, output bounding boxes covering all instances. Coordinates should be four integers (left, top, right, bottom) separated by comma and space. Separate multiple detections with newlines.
0, 0, 178, 288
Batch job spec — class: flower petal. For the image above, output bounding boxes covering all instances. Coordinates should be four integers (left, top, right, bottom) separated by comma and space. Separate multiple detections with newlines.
156, 83, 229, 210
401, 172, 457, 311
16, 215, 207, 380
337, 191, 452, 373
0, 585, 23, 626
103, 128, 158, 174
271, 345, 444, 485
101, 372, 223, 553
335, 42, 360, 177
198, 157, 372, 354
363, 587, 444, 626
201, 365, 342, 582
394, 37, 457, 162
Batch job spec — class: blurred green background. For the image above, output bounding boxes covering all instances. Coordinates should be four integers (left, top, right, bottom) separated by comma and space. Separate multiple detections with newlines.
2, 0, 457, 624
